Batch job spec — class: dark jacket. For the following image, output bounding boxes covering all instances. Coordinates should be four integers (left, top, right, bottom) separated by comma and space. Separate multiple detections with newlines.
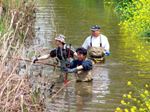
50, 46, 74, 61
69, 59, 93, 71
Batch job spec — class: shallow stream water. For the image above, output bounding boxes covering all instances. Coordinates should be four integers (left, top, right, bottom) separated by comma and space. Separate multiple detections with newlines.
29, 0, 150, 111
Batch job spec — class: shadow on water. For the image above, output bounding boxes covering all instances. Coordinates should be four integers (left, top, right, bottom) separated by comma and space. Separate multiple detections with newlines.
29, 0, 150, 111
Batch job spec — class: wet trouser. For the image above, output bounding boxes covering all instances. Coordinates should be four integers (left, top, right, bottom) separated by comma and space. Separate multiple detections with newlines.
75, 70, 93, 82
57, 60, 69, 83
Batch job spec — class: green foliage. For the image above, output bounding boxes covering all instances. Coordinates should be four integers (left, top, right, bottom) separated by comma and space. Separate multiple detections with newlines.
121, 34, 150, 63
0, 20, 4, 33
115, 81, 150, 112
114, 0, 150, 37
0, 0, 19, 33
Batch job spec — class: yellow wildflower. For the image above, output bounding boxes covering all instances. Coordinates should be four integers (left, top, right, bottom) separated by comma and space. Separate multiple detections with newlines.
127, 81, 132, 86
115, 107, 123, 112
121, 100, 126, 105
127, 94, 132, 99
144, 90, 149, 96
140, 94, 145, 98
145, 84, 149, 88
124, 108, 129, 112
123, 94, 127, 98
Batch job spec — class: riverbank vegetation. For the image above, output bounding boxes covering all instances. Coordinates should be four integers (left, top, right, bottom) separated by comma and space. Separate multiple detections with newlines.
113, 0, 150, 80
0, 62, 43, 111
0, 0, 44, 111
114, 0, 150, 37
115, 81, 150, 112
113, 0, 150, 111
113, 0, 150, 68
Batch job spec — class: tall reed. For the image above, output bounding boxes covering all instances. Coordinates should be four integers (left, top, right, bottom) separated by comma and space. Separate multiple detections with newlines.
0, 0, 44, 111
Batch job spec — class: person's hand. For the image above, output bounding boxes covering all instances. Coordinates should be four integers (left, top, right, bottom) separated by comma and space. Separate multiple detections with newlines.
32, 56, 38, 63
67, 68, 77, 73
63, 67, 77, 73
105, 51, 110, 56
62, 67, 68, 72
65, 61, 70, 67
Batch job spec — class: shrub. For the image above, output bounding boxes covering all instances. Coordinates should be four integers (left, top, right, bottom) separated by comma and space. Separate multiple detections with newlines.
115, 81, 150, 112
114, 0, 150, 37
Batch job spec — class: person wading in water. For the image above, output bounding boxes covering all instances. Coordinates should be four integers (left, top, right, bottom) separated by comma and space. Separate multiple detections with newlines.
82, 25, 110, 63
32, 34, 77, 83
63, 47, 93, 82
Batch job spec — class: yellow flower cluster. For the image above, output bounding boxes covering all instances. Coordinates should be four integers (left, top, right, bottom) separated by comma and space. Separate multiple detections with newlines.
115, 82, 150, 112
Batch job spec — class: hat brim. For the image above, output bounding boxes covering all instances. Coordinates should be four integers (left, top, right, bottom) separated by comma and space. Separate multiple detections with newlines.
55, 38, 65, 43
91, 29, 100, 31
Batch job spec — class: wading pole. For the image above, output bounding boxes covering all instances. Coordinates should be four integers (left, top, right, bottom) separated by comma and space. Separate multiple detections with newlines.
13, 57, 61, 68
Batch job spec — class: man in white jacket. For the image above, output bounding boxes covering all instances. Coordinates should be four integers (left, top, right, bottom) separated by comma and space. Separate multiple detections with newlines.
82, 25, 110, 63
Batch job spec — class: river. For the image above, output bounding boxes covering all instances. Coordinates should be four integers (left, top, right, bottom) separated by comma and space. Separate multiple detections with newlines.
31, 0, 150, 111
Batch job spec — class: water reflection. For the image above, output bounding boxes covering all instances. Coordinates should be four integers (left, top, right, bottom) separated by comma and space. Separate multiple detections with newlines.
43, 64, 110, 112
75, 82, 93, 112
92, 65, 110, 103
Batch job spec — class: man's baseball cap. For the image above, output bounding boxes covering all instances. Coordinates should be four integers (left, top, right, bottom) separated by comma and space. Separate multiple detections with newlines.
90, 25, 101, 31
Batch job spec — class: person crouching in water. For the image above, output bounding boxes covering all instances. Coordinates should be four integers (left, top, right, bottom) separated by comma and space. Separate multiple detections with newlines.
32, 34, 76, 82
63, 47, 93, 82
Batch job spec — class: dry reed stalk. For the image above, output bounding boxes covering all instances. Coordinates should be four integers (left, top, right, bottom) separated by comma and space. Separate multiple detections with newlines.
2, 20, 21, 62
0, 0, 44, 111
0, 60, 43, 111
0, 0, 36, 58
0, 61, 18, 88
8, 10, 16, 31
20, 94, 24, 112
50, 79, 75, 100
0, 55, 43, 111
0, 63, 18, 105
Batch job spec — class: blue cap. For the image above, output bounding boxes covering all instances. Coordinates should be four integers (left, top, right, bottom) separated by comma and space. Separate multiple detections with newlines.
90, 25, 101, 31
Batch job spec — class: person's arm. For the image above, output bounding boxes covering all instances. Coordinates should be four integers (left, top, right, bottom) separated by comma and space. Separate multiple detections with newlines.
66, 65, 83, 73
76, 65, 83, 70
32, 54, 50, 63
104, 37, 110, 56
105, 37, 110, 52
81, 60, 93, 70
72, 60, 93, 71
63, 60, 78, 73
64, 60, 93, 73
38, 49, 57, 60
32, 49, 56, 63
70, 60, 83, 70
69, 60, 77, 69
37, 54, 50, 60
